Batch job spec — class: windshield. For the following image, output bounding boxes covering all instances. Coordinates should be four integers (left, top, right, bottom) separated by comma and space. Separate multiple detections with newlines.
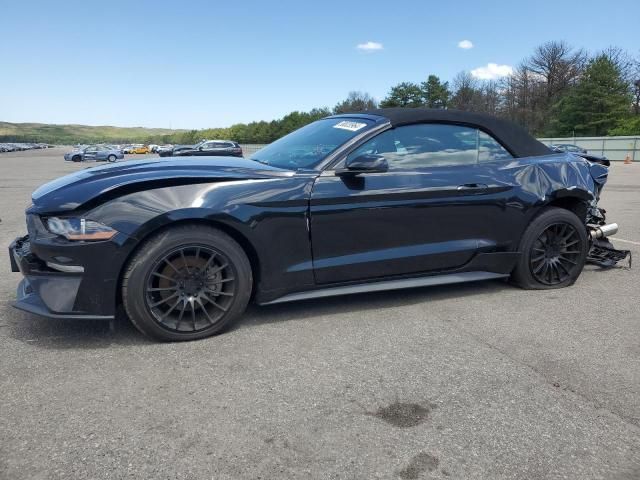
251, 118, 375, 169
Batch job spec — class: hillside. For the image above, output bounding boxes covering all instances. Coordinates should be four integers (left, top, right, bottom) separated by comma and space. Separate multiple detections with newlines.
0, 121, 186, 144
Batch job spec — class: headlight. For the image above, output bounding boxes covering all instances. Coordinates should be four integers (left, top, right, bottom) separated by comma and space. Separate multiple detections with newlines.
46, 217, 117, 241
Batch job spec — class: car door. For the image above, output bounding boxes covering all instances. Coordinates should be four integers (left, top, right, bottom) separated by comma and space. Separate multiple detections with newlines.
208, 142, 226, 156
218, 142, 235, 156
209, 142, 232, 156
95, 147, 108, 160
194, 141, 214, 156
83, 146, 98, 161
309, 123, 516, 284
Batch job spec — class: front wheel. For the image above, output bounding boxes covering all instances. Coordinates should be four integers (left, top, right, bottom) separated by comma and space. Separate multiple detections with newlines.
122, 225, 252, 341
107, 155, 117, 162
511, 207, 589, 289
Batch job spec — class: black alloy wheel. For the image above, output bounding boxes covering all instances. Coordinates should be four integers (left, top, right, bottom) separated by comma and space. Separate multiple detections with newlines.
529, 223, 582, 285
145, 245, 236, 332
122, 225, 252, 341
511, 207, 588, 289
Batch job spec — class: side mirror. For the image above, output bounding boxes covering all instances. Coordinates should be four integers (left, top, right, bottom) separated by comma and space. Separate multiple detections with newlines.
198, 146, 204, 151
336, 154, 388, 176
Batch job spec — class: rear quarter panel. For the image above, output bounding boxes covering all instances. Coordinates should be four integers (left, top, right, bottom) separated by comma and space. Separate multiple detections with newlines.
485, 153, 599, 248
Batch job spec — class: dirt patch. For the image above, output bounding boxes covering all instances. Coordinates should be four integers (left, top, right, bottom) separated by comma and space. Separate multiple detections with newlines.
398, 452, 439, 479
368, 402, 436, 428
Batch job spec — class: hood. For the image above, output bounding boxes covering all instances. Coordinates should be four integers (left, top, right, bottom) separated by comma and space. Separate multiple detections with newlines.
30, 156, 293, 214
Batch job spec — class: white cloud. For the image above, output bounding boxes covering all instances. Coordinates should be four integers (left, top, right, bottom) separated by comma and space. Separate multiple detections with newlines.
458, 40, 474, 50
470, 63, 514, 80
356, 41, 383, 52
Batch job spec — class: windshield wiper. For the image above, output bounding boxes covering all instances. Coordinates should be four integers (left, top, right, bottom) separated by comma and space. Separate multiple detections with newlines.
250, 157, 269, 165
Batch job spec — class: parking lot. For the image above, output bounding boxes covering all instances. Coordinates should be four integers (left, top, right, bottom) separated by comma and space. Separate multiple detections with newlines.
0, 147, 639, 479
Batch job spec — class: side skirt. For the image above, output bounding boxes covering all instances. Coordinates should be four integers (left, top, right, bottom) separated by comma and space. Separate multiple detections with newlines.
261, 271, 508, 305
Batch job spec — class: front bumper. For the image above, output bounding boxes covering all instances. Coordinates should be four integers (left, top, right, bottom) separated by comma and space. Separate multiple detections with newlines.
10, 235, 115, 321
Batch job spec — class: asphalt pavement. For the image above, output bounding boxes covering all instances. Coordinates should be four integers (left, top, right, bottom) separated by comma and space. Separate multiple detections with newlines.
1, 148, 639, 479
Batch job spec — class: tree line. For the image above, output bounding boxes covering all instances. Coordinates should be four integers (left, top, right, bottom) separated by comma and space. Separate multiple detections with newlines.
159, 41, 639, 146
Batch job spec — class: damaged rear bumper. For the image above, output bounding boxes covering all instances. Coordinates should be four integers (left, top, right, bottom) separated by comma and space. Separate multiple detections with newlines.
586, 222, 632, 268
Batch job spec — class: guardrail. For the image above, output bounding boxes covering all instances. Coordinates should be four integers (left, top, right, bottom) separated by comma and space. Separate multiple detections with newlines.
537, 136, 640, 161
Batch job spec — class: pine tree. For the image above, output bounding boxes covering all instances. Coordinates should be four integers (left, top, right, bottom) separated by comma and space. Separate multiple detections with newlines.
379, 82, 424, 108
421, 75, 450, 109
550, 55, 631, 136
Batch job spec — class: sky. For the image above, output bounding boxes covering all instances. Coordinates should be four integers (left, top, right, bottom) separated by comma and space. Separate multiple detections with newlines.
1, 0, 638, 130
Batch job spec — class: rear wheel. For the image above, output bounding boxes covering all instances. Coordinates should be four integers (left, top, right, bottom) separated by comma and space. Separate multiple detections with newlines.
511, 207, 588, 289
122, 225, 252, 341
107, 155, 117, 162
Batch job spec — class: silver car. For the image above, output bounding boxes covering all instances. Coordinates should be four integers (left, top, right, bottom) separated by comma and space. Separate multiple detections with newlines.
64, 145, 124, 162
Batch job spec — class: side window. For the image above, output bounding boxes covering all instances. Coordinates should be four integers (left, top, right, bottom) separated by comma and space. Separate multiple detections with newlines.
347, 124, 480, 169
478, 131, 513, 163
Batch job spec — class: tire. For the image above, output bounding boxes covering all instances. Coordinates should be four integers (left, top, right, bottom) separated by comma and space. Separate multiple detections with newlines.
107, 155, 117, 162
511, 207, 589, 289
122, 225, 252, 341
71, 155, 81, 162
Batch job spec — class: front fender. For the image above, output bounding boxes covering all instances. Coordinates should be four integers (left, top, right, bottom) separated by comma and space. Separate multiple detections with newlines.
87, 177, 317, 299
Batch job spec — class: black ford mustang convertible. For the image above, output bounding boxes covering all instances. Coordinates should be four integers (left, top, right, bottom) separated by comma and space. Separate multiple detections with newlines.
9, 109, 624, 341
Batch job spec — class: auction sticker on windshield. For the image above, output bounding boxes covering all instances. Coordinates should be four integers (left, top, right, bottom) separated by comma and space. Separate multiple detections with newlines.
333, 121, 368, 132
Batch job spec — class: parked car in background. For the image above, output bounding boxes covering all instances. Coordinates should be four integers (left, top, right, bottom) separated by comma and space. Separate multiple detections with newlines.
0, 143, 51, 153
156, 145, 174, 156
104, 144, 123, 153
173, 140, 243, 157
130, 145, 150, 154
158, 143, 198, 157
0, 144, 16, 152
122, 145, 134, 154
63, 145, 124, 162
550, 144, 587, 154
10, 108, 626, 341
550, 143, 609, 166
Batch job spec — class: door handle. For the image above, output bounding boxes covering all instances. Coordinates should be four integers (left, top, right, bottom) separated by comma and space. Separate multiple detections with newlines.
457, 183, 488, 194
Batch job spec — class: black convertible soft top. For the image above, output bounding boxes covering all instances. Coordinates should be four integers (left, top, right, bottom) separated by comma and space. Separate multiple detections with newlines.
362, 108, 551, 158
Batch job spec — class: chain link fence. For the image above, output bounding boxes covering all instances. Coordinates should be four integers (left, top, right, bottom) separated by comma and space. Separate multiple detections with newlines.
239, 144, 268, 157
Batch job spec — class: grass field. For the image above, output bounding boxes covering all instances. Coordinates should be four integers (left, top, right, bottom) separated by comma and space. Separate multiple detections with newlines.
0, 121, 186, 144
